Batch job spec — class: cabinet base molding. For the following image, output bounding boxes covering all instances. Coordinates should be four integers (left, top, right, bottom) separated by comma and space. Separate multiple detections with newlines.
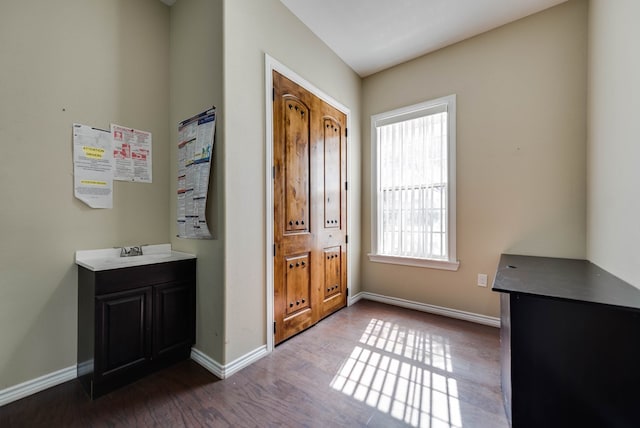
0, 365, 76, 407
191, 345, 268, 379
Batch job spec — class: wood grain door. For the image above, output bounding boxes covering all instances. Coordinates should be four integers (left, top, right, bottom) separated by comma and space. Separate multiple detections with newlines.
273, 71, 347, 344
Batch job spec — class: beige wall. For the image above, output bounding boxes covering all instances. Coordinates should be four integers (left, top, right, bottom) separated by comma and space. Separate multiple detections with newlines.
0, 0, 170, 388
169, 0, 225, 362
587, 0, 640, 289
1, 0, 605, 395
223, 0, 362, 361
361, 0, 588, 318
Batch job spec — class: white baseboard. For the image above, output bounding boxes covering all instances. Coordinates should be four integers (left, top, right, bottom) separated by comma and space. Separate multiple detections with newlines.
190, 348, 225, 378
0, 346, 269, 408
1, 296, 494, 408
348, 290, 364, 306
0, 365, 76, 407
353, 291, 501, 328
191, 345, 268, 379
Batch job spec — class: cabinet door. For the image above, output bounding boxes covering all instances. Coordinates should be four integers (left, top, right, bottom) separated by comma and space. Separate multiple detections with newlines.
95, 287, 152, 380
153, 281, 195, 358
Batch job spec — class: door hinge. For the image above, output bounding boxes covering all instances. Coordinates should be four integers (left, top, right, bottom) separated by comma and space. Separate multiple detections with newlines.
345, 235, 349, 244
345, 127, 348, 138
273, 321, 276, 334
272, 165, 275, 179
346, 288, 349, 297
273, 243, 276, 257
272, 88, 275, 101
345, 181, 348, 191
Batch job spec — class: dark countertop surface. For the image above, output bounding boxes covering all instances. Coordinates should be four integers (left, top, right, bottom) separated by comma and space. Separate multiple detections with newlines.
492, 254, 640, 310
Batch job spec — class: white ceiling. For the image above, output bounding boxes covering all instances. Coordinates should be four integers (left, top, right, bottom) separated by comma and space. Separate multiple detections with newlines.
280, 0, 567, 77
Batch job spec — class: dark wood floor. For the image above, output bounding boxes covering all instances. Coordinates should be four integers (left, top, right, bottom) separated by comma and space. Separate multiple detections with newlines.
0, 300, 508, 427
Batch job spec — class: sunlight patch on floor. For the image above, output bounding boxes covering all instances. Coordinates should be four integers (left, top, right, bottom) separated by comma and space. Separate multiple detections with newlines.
330, 319, 462, 428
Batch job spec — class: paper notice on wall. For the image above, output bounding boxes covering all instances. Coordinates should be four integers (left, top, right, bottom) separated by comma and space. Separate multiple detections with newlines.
176, 107, 215, 239
111, 124, 152, 182
73, 124, 114, 209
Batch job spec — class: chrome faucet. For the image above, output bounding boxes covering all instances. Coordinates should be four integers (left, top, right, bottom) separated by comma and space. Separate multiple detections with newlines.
120, 246, 144, 257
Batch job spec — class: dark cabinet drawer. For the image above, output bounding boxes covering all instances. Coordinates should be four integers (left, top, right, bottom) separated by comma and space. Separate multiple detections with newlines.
93, 259, 195, 294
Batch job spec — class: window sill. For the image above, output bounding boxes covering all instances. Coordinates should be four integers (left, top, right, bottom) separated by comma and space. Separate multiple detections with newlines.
367, 253, 460, 271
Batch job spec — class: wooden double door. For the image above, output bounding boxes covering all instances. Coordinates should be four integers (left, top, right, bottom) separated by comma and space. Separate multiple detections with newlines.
273, 71, 347, 345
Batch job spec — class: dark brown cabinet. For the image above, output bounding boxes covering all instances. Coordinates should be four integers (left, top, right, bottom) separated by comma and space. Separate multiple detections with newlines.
78, 259, 195, 398
493, 254, 640, 428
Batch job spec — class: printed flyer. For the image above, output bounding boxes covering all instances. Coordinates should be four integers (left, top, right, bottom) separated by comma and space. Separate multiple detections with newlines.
73, 124, 114, 209
111, 124, 152, 182
176, 107, 215, 239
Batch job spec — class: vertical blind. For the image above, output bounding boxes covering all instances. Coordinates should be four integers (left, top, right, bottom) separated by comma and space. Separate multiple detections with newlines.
377, 108, 449, 260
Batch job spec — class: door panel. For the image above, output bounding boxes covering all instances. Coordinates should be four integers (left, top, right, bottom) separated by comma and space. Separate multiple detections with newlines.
323, 118, 342, 229
153, 281, 195, 358
273, 71, 347, 344
95, 287, 152, 379
324, 247, 341, 297
284, 253, 311, 316
283, 97, 310, 233
321, 245, 345, 318
273, 72, 316, 344
317, 103, 348, 320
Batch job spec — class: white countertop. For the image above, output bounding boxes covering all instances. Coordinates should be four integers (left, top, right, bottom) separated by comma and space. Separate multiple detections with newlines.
75, 244, 195, 271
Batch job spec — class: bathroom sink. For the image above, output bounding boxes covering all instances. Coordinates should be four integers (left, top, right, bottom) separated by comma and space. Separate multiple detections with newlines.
75, 244, 195, 271
98, 253, 172, 265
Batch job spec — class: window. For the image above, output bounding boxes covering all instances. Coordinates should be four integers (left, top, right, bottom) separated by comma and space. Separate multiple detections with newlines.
369, 95, 459, 271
